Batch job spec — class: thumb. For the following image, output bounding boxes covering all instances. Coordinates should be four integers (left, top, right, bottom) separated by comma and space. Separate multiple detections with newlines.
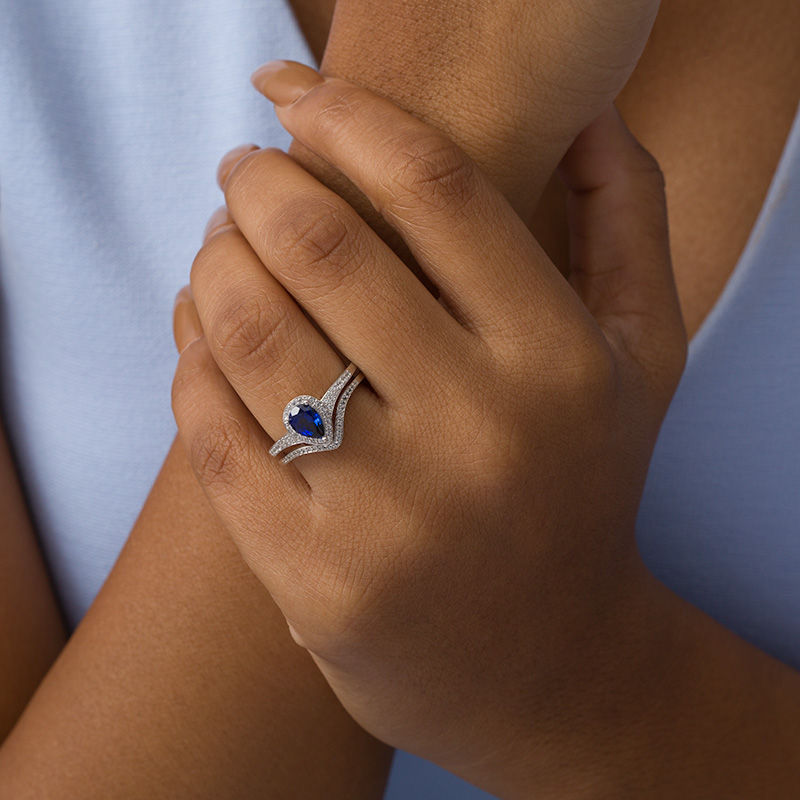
557, 105, 687, 405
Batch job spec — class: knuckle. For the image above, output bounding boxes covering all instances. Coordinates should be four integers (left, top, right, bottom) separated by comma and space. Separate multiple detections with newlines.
189, 415, 250, 491
565, 332, 619, 398
223, 147, 283, 207
306, 82, 365, 139
212, 290, 294, 376
267, 198, 365, 291
383, 134, 479, 217
270, 198, 348, 266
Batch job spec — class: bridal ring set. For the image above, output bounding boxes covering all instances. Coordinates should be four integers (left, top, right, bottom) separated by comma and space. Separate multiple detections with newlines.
269, 362, 364, 464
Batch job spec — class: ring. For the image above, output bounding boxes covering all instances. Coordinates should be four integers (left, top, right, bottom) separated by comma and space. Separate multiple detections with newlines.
269, 362, 364, 464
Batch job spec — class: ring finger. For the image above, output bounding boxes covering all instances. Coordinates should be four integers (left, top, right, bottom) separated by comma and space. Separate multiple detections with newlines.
189, 223, 388, 486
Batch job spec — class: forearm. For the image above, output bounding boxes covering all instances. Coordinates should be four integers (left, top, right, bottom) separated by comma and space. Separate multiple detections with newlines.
322, 0, 561, 215
516, 573, 800, 799
641, 582, 800, 798
0, 421, 66, 740
286, 2, 561, 259
0, 439, 390, 798
288, 0, 336, 65
290, 0, 658, 233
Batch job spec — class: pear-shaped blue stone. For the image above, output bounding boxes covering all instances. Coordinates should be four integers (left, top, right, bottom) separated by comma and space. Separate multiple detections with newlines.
288, 403, 325, 439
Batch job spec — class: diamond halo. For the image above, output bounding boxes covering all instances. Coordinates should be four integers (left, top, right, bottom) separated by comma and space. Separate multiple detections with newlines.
269, 362, 364, 464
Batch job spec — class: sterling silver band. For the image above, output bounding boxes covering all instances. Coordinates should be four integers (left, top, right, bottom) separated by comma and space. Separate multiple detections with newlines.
269, 362, 364, 464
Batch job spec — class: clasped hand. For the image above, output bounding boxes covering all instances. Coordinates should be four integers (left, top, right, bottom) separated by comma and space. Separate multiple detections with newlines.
171, 60, 686, 797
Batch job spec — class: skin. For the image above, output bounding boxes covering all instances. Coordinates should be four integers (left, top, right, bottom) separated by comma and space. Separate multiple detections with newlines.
1, 5, 665, 780
0, 425, 65, 740
291, 0, 800, 338
287, 0, 336, 65
172, 66, 800, 798
0, 0, 797, 795
614, 0, 800, 337
287, 0, 663, 267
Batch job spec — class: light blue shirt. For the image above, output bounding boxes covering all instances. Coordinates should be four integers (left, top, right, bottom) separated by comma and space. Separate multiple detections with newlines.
1, 3, 798, 797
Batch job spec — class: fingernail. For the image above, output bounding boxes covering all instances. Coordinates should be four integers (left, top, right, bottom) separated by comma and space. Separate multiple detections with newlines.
217, 143, 259, 190
173, 286, 203, 353
203, 205, 233, 241
250, 60, 325, 106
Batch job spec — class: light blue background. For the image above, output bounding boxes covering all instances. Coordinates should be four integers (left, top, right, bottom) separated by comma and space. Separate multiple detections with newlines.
1, 2, 798, 797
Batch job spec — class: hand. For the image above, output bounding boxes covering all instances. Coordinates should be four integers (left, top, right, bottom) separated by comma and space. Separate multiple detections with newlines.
172, 63, 686, 797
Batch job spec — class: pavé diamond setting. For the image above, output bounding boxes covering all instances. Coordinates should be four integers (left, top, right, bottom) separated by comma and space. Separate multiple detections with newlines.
269, 362, 364, 464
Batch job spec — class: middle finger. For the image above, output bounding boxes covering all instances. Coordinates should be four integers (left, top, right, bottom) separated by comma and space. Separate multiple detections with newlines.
222, 146, 474, 405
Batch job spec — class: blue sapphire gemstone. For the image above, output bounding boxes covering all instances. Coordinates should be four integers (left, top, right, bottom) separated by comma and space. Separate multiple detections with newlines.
288, 403, 325, 438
